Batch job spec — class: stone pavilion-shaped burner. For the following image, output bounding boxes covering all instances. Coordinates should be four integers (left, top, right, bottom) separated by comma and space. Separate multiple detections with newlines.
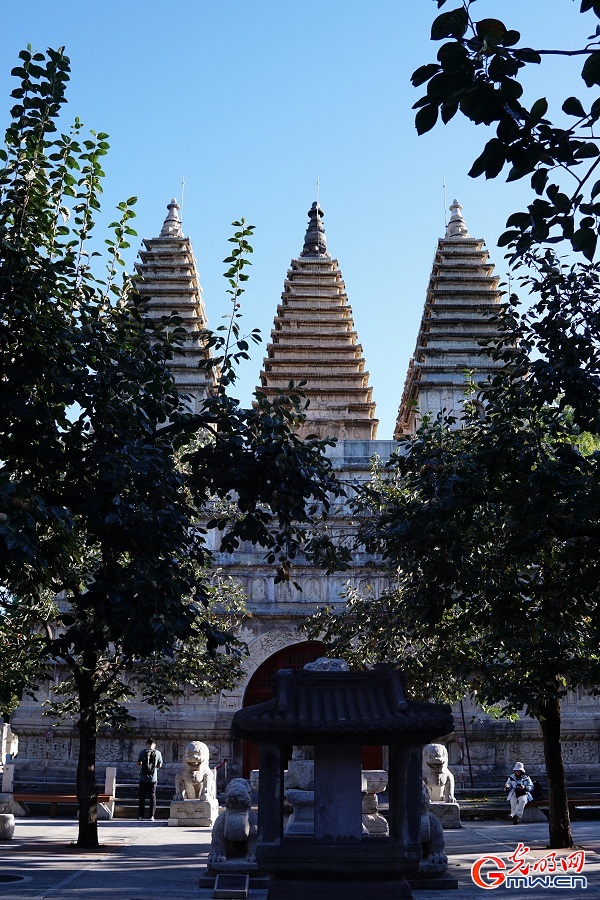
231, 665, 454, 899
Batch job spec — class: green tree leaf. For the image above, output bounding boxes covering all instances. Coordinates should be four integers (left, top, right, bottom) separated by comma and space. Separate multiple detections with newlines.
562, 96, 586, 117
582, 51, 600, 86
476, 18, 507, 43
415, 103, 439, 135
431, 8, 468, 41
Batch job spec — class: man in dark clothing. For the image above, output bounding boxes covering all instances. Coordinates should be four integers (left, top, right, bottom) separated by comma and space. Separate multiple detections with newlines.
138, 738, 163, 820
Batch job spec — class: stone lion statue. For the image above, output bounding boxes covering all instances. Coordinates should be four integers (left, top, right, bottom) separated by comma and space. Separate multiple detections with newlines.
419, 783, 448, 876
208, 778, 258, 872
173, 741, 216, 801
422, 742, 455, 803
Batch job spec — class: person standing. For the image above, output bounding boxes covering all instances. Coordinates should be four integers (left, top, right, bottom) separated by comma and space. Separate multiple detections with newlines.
505, 761, 533, 824
138, 738, 163, 821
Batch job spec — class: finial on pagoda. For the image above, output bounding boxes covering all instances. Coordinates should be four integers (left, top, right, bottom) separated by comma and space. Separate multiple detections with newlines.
159, 198, 183, 238
445, 198, 470, 238
300, 201, 330, 258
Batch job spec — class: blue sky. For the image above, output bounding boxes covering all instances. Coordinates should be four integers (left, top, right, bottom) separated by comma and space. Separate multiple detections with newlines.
2, 1, 593, 437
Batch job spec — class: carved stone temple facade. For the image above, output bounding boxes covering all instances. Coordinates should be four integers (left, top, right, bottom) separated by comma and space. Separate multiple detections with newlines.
10, 200, 600, 790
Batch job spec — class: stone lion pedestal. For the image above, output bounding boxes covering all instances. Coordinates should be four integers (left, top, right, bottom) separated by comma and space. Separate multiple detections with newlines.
168, 798, 219, 827
199, 777, 269, 891
429, 800, 461, 829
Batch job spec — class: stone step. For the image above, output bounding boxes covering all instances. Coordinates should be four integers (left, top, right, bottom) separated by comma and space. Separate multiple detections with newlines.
113, 803, 170, 820
14, 781, 173, 797
112, 784, 174, 801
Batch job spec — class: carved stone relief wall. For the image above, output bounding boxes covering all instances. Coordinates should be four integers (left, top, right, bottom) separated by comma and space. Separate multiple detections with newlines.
24, 736, 71, 762
562, 742, 600, 765
445, 734, 600, 787
506, 741, 546, 766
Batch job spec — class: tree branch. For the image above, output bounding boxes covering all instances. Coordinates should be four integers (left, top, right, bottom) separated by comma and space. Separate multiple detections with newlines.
1, 600, 54, 643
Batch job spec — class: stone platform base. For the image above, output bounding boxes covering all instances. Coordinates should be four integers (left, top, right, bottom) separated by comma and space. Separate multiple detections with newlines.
213, 874, 249, 899
521, 804, 548, 823
168, 798, 218, 827
429, 801, 461, 829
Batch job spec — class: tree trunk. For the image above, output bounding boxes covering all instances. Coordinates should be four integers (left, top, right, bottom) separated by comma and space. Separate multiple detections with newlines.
76, 672, 99, 849
539, 693, 573, 849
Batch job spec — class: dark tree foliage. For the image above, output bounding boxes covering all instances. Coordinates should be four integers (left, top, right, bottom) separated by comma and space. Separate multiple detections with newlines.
0, 593, 52, 720
413, 0, 600, 431
0, 48, 342, 847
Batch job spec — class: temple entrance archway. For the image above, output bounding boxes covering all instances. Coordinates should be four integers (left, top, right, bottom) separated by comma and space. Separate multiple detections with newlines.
241, 641, 382, 775
242, 641, 325, 775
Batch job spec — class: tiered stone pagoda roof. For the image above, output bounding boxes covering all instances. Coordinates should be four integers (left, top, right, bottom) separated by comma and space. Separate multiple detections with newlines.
395, 200, 504, 437
135, 199, 215, 409
257, 202, 378, 440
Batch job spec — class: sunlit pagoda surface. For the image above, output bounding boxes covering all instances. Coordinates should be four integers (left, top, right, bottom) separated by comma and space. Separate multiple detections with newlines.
396, 199, 504, 437
136, 199, 216, 410
258, 203, 378, 441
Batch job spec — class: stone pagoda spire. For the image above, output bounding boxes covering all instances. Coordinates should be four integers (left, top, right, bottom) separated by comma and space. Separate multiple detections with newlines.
300, 201, 329, 258
257, 202, 378, 440
395, 199, 504, 437
135, 199, 215, 410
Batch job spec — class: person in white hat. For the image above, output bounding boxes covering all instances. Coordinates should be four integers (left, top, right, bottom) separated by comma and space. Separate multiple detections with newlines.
505, 762, 534, 823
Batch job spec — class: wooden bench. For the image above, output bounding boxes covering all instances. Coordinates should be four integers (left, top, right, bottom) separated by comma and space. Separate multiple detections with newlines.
13, 792, 113, 817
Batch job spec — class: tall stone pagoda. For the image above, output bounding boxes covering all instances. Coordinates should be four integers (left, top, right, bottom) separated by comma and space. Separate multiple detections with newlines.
395, 199, 504, 437
258, 202, 378, 440
135, 199, 215, 410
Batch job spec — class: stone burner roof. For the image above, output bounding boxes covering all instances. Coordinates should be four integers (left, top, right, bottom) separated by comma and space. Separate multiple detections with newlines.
231, 666, 454, 743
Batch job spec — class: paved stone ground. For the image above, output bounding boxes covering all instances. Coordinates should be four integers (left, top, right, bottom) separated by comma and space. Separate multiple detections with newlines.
0, 817, 598, 898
